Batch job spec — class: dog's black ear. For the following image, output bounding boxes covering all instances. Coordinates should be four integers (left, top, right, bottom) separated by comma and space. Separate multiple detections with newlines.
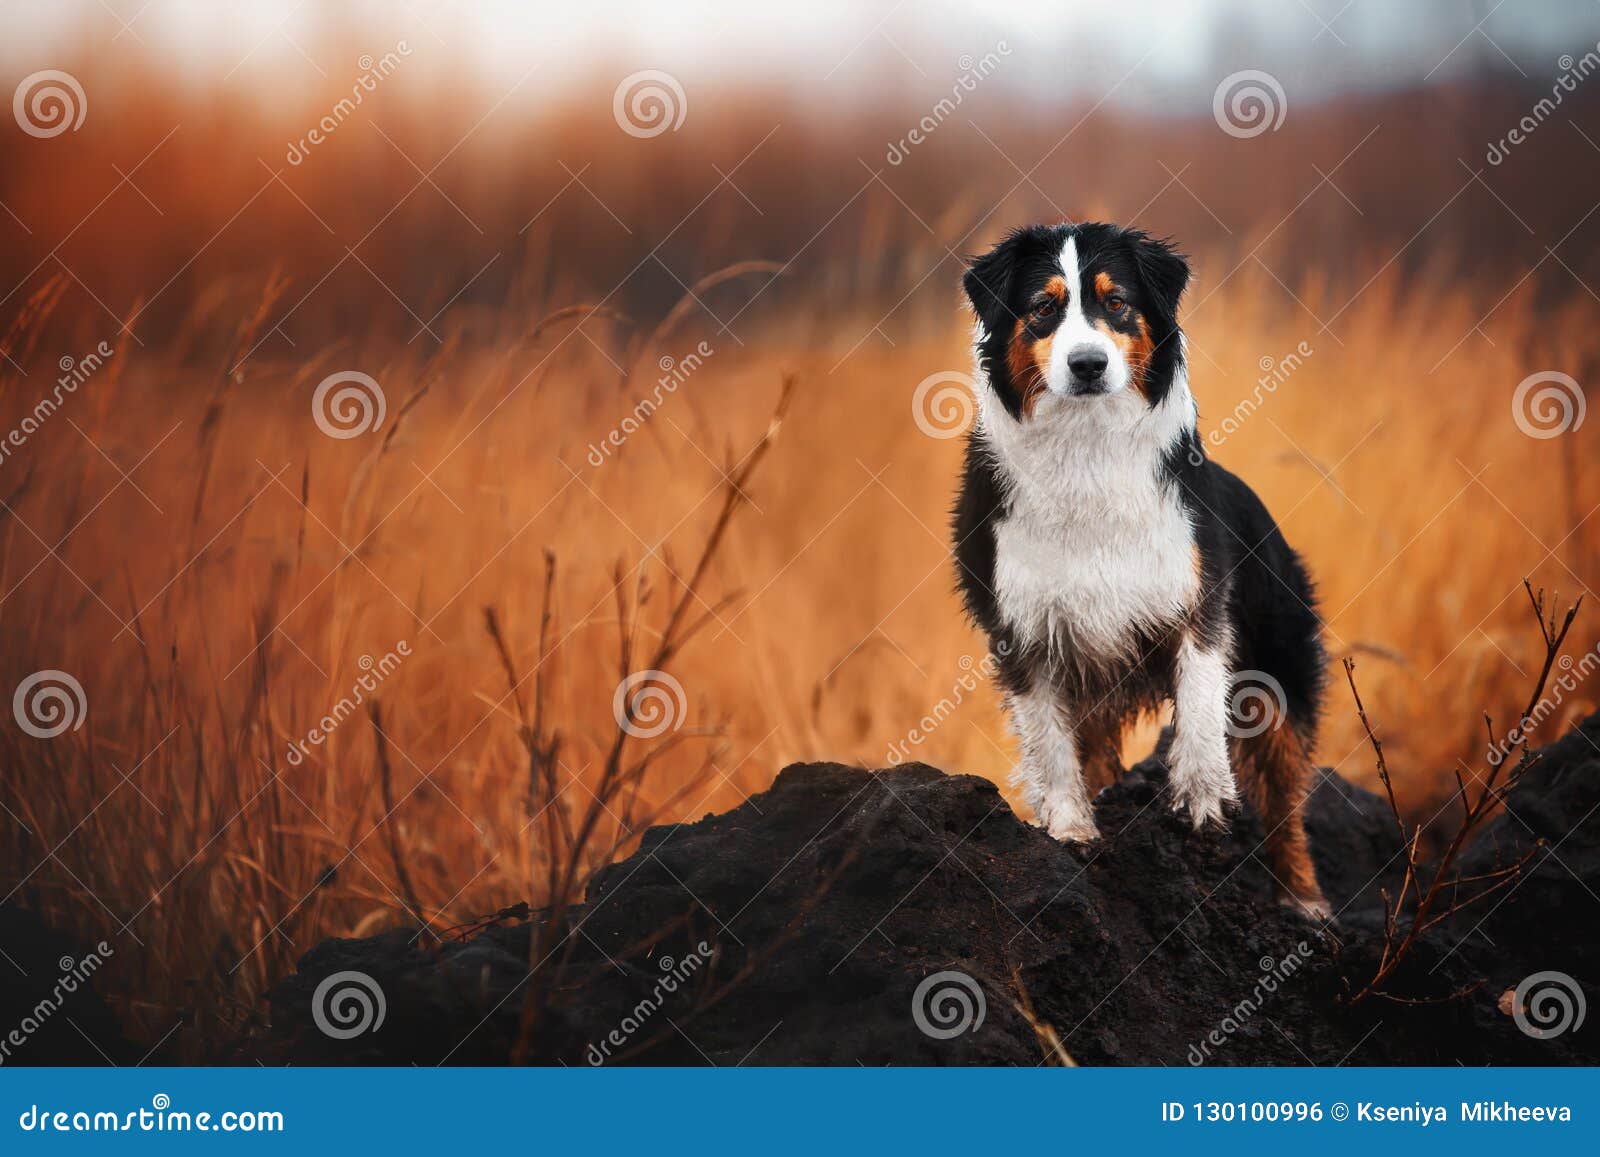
1129, 231, 1190, 324
962, 233, 1023, 335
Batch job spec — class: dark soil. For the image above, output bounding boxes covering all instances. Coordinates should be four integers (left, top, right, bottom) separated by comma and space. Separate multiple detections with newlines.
0, 904, 137, 1066
239, 713, 1600, 1066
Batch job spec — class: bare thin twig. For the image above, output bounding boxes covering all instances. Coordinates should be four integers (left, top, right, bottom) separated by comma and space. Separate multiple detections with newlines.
1348, 581, 1577, 1003
368, 702, 433, 940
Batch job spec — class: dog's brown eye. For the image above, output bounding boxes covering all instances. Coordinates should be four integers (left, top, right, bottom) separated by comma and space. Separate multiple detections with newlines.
1106, 296, 1126, 313
1029, 299, 1057, 322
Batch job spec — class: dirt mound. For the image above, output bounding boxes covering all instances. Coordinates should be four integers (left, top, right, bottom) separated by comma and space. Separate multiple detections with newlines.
0, 904, 136, 1066
248, 717, 1600, 1065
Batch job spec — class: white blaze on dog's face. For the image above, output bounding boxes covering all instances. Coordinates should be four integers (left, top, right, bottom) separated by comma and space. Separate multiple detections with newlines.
962, 222, 1190, 423
1043, 235, 1128, 398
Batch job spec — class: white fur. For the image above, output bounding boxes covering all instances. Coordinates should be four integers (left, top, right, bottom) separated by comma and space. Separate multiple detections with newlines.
1168, 636, 1238, 827
1008, 684, 1097, 841
981, 381, 1198, 667
1046, 235, 1127, 396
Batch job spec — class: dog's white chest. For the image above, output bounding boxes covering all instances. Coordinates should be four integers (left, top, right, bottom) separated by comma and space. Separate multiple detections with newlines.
977, 381, 1204, 665
992, 474, 1198, 662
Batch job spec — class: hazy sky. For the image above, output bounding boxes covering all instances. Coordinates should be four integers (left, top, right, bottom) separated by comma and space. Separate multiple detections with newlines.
5, 0, 1599, 109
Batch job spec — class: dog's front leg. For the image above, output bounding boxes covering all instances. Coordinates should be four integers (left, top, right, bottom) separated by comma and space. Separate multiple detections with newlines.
1168, 634, 1239, 828
1009, 684, 1098, 842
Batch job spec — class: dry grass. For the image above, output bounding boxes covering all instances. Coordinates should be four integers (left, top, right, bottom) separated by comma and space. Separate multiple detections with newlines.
3, 254, 1595, 1055
0, 52, 1596, 1057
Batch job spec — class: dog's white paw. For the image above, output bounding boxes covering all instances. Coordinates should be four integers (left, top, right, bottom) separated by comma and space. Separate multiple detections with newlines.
1169, 768, 1237, 831
1038, 799, 1100, 844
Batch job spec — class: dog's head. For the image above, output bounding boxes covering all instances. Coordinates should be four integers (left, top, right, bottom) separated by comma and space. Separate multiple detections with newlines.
963, 222, 1189, 420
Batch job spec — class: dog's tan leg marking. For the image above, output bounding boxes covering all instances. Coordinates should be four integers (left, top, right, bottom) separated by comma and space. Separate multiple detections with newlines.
1075, 710, 1126, 793
1235, 720, 1330, 918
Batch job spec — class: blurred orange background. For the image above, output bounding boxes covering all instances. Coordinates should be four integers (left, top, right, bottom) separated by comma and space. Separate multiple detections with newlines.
2, 2, 1598, 1055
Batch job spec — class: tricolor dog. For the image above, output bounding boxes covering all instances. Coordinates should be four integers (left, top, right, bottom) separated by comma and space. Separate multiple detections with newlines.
952, 221, 1328, 917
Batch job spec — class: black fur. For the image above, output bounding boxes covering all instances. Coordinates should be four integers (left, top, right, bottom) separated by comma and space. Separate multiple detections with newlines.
1164, 437, 1327, 740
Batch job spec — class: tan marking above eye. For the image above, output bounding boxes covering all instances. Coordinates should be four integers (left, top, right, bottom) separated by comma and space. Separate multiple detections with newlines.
1094, 271, 1115, 297
1043, 275, 1068, 301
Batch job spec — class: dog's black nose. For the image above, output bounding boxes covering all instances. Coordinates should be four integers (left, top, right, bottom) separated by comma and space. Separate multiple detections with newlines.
1067, 345, 1108, 381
